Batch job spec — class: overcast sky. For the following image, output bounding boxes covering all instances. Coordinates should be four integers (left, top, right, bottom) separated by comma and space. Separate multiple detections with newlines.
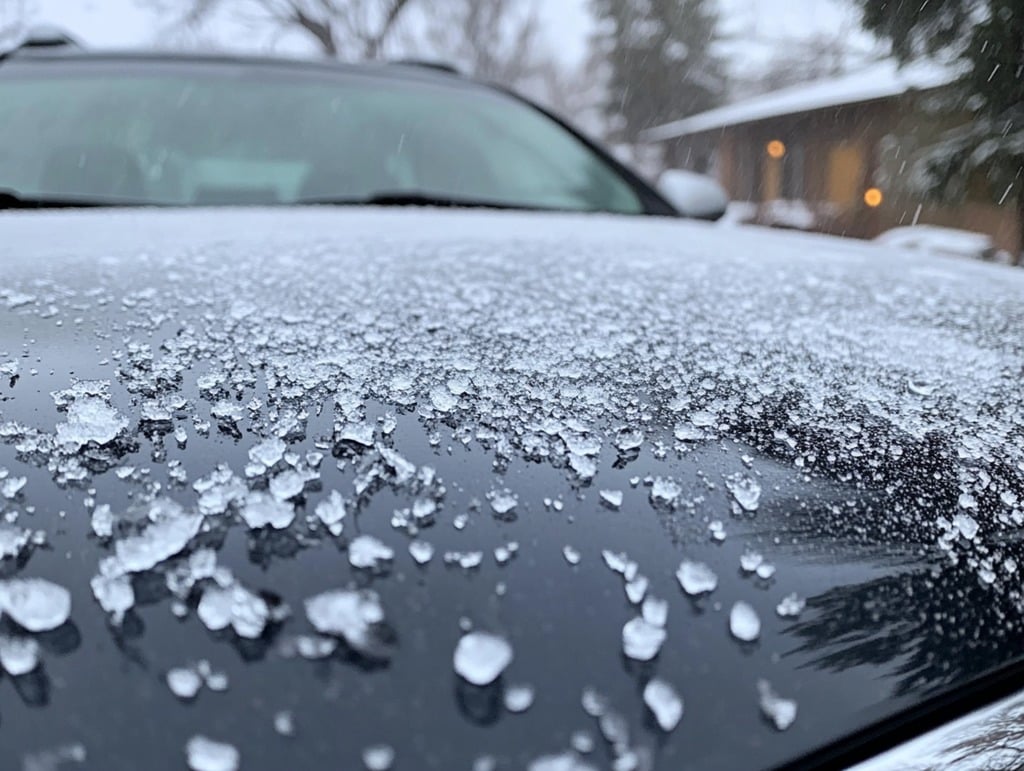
27, 0, 876, 75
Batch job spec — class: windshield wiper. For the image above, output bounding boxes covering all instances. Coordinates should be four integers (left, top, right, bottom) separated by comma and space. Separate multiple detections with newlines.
0, 189, 149, 210
295, 191, 549, 212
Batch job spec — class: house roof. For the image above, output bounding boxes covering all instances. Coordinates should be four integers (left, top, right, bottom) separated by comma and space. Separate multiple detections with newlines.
640, 59, 955, 143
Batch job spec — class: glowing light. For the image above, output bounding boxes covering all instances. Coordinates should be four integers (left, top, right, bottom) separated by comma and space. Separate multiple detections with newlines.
863, 187, 884, 207
766, 140, 786, 159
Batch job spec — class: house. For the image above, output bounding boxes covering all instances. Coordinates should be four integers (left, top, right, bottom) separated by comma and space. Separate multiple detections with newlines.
640, 60, 1022, 257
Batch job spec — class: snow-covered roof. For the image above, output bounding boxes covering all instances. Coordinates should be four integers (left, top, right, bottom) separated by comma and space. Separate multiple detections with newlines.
641, 59, 954, 142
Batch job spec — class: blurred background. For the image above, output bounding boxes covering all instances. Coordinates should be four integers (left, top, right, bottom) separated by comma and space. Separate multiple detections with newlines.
1, 0, 1021, 263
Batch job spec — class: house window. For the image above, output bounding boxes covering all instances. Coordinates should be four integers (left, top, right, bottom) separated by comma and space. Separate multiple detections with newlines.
826, 141, 865, 208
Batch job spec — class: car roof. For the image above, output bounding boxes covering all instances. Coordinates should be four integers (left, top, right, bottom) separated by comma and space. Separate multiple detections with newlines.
1, 42, 481, 89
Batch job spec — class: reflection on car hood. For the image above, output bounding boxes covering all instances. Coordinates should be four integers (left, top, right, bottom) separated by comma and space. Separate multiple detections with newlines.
0, 207, 1022, 770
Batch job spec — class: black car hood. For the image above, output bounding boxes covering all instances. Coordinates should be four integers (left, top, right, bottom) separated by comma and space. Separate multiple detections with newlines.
0, 207, 1022, 770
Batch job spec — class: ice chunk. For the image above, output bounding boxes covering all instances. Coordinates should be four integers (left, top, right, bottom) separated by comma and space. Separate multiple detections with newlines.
453, 631, 513, 685
622, 616, 666, 661
0, 635, 40, 675
0, 578, 71, 631
726, 473, 761, 512
349, 535, 394, 571
528, 752, 598, 771
676, 560, 718, 595
504, 683, 535, 713
116, 511, 203, 573
650, 477, 681, 505
0, 524, 32, 559
186, 736, 240, 771
198, 582, 271, 639
249, 437, 286, 468
240, 492, 295, 530
953, 512, 979, 541
363, 745, 395, 770
729, 601, 761, 642
409, 540, 434, 565
1, 475, 26, 499
739, 550, 763, 572
90, 504, 114, 539
776, 593, 806, 618
269, 470, 307, 501
758, 679, 797, 730
91, 573, 134, 624
643, 678, 683, 731
167, 666, 203, 699
305, 588, 389, 657
625, 575, 648, 604
642, 596, 668, 627
273, 710, 295, 737
599, 489, 623, 509
562, 545, 581, 565
55, 396, 128, 448
315, 491, 347, 535
487, 488, 518, 516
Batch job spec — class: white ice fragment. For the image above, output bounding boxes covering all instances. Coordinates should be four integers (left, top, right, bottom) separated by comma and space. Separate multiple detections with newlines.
729, 601, 761, 642
953, 512, 979, 541
240, 492, 295, 530
0, 524, 31, 559
338, 422, 374, 447
726, 473, 762, 512
186, 735, 240, 771
650, 477, 681, 505
273, 711, 295, 737
643, 678, 683, 731
776, 593, 806, 618
599, 489, 623, 509
249, 437, 286, 468
305, 588, 387, 657
198, 582, 271, 639
429, 385, 458, 412
90, 504, 114, 539
756, 563, 776, 580
739, 550, 763, 572
315, 490, 347, 535
642, 596, 668, 628
0, 578, 71, 631
504, 683, 535, 713
409, 540, 434, 565
55, 395, 128, 448
91, 572, 134, 624
676, 560, 718, 595
625, 575, 648, 604
622, 616, 666, 661
488, 488, 518, 516
758, 679, 797, 730
269, 470, 307, 501
115, 508, 203, 573
349, 535, 394, 571
167, 666, 203, 699
363, 744, 395, 770
453, 631, 513, 686
1, 475, 26, 499
0, 635, 39, 675
562, 545, 581, 565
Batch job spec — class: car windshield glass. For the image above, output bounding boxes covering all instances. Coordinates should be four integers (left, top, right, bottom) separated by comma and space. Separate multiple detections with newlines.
0, 63, 643, 213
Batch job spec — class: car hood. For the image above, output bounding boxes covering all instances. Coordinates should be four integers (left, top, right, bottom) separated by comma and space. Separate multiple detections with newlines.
0, 207, 1022, 770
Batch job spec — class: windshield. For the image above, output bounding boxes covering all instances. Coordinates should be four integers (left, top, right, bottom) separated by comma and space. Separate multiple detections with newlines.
0, 61, 644, 213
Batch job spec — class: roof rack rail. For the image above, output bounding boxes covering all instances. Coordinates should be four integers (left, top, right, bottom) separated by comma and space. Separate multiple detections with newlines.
2, 25, 80, 58
389, 59, 461, 76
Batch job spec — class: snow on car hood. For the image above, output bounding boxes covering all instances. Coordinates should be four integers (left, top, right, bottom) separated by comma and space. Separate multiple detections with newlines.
0, 207, 1022, 770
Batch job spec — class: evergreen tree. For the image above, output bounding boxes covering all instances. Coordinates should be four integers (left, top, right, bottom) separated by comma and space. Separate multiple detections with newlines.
590, 0, 726, 143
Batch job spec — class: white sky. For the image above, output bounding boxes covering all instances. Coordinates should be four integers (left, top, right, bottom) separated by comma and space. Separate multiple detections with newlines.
27, 0, 877, 74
